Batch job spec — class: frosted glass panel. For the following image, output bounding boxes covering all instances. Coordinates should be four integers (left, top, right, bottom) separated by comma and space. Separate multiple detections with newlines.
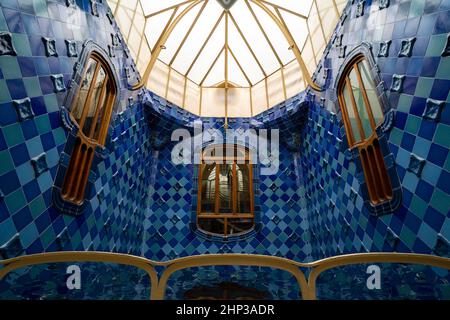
359, 60, 384, 126
343, 82, 361, 143
201, 164, 216, 213
236, 163, 251, 213
111, 0, 345, 117
349, 68, 372, 139
72, 58, 97, 123
218, 164, 233, 214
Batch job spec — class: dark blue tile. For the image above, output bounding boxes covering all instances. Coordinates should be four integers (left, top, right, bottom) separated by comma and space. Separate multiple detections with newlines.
437, 169, 450, 193
20, 120, 38, 140
17, 57, 37, 77
428, 143, 449, 166
424, 206, 445, 232
421, 57, 441, 77
434, 9, 450, 34
23, 180, 40, 202
2, 8, 25, 33
430, 79, 450, 100
9, 142, 29, 166
418, 119, 437, 140
0, 102, 18, 126
6, 79, 27, 100
416, 180, 434, 202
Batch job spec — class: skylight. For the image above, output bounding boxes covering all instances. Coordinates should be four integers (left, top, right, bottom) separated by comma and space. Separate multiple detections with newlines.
107, 0, 347, 118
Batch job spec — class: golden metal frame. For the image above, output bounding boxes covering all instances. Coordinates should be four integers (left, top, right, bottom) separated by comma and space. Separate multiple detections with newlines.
168, 0, 209, 67
2, 252, 450, 300
132, 0, 322, 91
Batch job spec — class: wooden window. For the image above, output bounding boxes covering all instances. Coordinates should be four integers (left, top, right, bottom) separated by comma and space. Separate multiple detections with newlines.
197, 145, 255, 236
338, 56, 393, 205
62, 53, 117, 204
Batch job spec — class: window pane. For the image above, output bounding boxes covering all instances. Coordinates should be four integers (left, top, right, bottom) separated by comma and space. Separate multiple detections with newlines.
82, 67, 106, 138
218, 164, 233, 213
92, 79, 112, 141
71, 58, 97, 123
201, 164, 216, 213
349, 68, 373, 139
236, 164, 251, 213
342, 82, 361, 143
198, 218, 225, 235
228, 218, 253, 236
359, 60, 384, 126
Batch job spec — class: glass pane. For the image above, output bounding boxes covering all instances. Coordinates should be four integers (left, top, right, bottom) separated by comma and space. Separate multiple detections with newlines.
218, 164, 233, 213
228, 218, 253, 236
92, 79, 112, 141
82, 67, 106, 138
342, 82, 361, 143
236, 164, 251, 213
349, 68, 373, 139
0, 262, 151, 300
316, 263, 450, 300
71, 58, 97, 124
198, 218, 225, 235
201, 164, 216, 213
359, 60, 384, 126
165, 266, 301, 300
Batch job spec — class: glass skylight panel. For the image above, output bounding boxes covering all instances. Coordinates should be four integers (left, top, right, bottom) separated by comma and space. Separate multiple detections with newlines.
109, 0, 344, 117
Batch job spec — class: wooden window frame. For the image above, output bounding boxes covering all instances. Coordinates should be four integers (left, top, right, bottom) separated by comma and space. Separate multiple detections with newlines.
61, 52, 117, 205
338, 55, 393, 206
197, 145, 255, 237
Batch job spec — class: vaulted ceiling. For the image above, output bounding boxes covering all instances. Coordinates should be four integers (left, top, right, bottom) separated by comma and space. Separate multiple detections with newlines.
107, 0, 346, 117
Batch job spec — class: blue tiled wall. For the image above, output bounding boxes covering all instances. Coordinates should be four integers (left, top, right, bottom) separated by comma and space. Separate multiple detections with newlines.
0, 0, 151, 257
302, 0, 450, 260
141, 0, 450, 262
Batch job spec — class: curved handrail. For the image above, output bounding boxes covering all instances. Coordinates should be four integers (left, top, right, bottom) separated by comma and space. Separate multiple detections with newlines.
306, 253, 450, 300
155, 254, 309, 300
0, 252, 159, 300
1, 252, 450, 300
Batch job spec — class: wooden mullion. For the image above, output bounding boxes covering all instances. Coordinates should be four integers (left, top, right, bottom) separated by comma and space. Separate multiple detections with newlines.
249, 162, 254, 224
232, 162, 237, 214
215, 164, 219, 214
197, 162, 204, 227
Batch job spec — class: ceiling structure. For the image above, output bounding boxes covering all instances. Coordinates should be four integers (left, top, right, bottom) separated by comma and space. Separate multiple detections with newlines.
107, 0, 347, 118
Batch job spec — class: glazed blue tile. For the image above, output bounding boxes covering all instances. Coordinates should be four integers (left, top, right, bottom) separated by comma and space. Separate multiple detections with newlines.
17, 56, 36, 76
9, 142, 29, 166
428, 143, 449, 166
434, 9, 450, 35
6, 79, 27, 99
437, 169, 450, 194
2, 8, 25, 33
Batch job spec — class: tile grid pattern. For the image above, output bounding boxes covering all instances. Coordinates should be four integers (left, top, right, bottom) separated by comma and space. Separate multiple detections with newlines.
0, 0, 150, 257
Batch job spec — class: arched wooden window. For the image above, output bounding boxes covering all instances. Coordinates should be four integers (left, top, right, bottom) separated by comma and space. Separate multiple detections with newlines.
62, 52, 117, 204
197, 145, 254, 236
338, 56, 393, 205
